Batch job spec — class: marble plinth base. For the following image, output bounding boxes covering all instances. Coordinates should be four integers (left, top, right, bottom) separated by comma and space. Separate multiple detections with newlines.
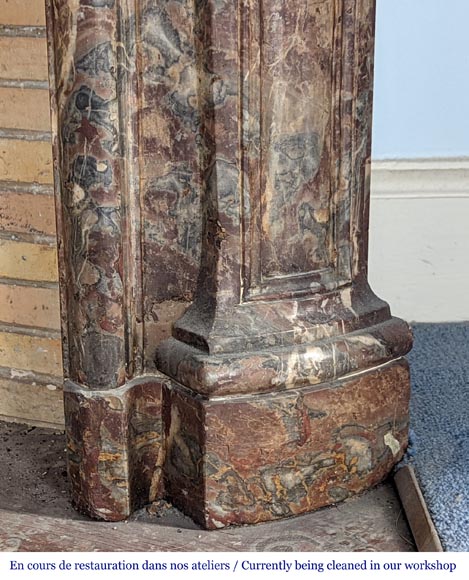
64, 377, 166, 522
163, 359, 410, 529
65, 360, 409, 528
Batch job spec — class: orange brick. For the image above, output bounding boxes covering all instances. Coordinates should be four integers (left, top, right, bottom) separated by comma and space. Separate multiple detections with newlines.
0, 240, 58, 282
0, 0, 46, 26
0, 191, 56, 236
0, 331, 63, 377
0, 88, 51, 132
0, 284, 60, 330
0, 37, 48, 81
0, 139, 53, 184
0, 378, 64, 428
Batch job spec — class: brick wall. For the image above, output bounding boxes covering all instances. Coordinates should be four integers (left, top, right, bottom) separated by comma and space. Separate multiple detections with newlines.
0, 0, 64, 428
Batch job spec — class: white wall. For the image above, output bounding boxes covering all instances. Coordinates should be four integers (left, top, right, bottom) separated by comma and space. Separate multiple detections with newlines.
369, 160, 469, 323
369, 1, 469, 322
373, 0, 469, 159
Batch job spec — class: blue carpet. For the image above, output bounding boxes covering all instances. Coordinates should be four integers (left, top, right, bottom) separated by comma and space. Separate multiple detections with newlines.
407, 323, 469, 552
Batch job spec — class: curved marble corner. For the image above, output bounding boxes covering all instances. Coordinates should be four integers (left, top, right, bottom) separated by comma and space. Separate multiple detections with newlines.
156, 317, 412, 397
163, 359, 411, 529
64, 375, 168, 521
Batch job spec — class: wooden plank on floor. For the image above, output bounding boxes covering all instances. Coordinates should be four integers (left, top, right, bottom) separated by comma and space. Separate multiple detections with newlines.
395, 465, 443, 552
0, 510, 211, 552
0, 482, 415, 552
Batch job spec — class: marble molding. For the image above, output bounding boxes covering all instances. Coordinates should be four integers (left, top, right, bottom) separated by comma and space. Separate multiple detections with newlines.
65, 378, 165, 521
47, 0, 412, 527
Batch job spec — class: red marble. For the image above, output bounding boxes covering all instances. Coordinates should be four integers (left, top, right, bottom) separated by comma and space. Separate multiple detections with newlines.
164, 360, 410, 529
47, 0, 413, 528
65, 377, 166, 521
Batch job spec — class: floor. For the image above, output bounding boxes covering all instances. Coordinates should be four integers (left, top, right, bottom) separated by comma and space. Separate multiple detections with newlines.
0, 421, 416, 552
406, 323, 469, 551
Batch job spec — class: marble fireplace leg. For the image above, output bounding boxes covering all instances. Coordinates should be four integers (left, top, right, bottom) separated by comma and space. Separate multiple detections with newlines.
155, 0, 413, 528
46, 0, 166, 521
47, 0, 412, 527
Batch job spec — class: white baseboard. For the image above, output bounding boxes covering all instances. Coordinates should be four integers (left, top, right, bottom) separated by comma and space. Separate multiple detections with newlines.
369, 157, 469, 323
